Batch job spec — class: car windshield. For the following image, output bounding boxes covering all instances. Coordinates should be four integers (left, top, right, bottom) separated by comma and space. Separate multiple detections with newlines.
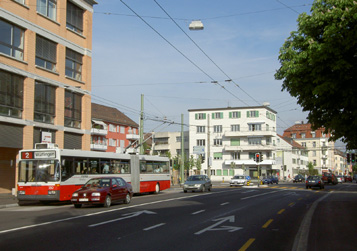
308, 176, 320, 180
84, 178, 111, 187
187, 176, 204, 181
233, 176, 245, 179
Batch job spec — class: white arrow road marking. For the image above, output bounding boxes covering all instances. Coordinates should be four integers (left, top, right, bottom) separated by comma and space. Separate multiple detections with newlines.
195, 216, 242, 235
143, 223, 166, 231
89, 210, 157, 227
220, 202, 229, 206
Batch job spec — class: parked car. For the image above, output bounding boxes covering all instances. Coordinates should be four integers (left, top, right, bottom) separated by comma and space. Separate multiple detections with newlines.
322, 172, 338, 185
71, 177, 133, 208
344, 176, 352, 182
306, 176, 325, 189
354, 174, 357, 183
336, 176, 344, 183
270, 176, 279, 184
261, 176, 272, 184
183, 175, 212, 193
230, 175, 247, 187
293, 174, 305, 183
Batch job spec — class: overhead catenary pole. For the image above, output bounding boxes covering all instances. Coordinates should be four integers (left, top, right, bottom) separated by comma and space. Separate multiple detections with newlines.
139, 94, 144, 155
207, 115, 211, 178
181, 114, 185, 184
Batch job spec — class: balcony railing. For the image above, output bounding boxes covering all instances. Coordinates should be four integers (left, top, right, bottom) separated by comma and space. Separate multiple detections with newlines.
90, 143, 107, 151
224, 129, 276, 137
91, 128, 107, 136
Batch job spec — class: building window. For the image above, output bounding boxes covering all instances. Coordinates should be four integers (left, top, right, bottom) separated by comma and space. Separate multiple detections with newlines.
248, 138, 261, 145
109, 138, 116, 146
301, 133, 306, 138
231, 152, 240, 160
213, 139, 222, 146
229, 111, 241, 118
249, 124, 261, 131
14, 0, 26, 4
65, 48, 82, 81
197, 139, 205, 146
109, 124, 116, 132
34, 82, 55, 124
36, 35, 57, 72
311, 131, 316, 138
313, 160, 316, 166
230, 138, 240, 146
247, 110, 259, 118
120, 126, 125, 133
195, 113, 206, 120
66, 1, 83, 34
291, 133, 296, 139
213, 152, 222, 160
313, 141, 316, 147
0, 70, 23, 118
231, 124, 240, 132
301, 142, 306, 147
213, 125, 222, 133
37, 0, 57, 21
120, 140, 125, 147
0, 19, 24, 60
312, 150, 316, 157
212, 112, 223, 119
64, 91, 81, 128
197, 126, 205, 133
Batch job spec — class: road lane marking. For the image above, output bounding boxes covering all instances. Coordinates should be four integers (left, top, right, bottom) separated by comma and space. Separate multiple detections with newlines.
262, 219, 273, 228
143, 223, 165, 231
288, 202, 295, 207
277, 209, 285, 214
195, 216, 242, 235
220, 202, 229, 206
292, 192, 331, 251
239, 238, 255, 251
192, 210, 205, 215
241, 190, 282, 200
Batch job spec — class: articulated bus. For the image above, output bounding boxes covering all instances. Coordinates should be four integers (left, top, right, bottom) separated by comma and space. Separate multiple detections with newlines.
17, 143, 170, 202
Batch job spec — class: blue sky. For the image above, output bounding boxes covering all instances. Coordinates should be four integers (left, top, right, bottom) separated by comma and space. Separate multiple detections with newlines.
91, 0, 314, 135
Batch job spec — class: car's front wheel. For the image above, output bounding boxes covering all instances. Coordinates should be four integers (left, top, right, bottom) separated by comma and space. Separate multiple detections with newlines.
124, 193, 131, 204
104, 195, 111, 208
201, 185, 206, 192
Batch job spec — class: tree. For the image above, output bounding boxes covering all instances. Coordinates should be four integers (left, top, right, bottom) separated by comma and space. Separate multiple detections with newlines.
275, 0, 357, 149
308, 162, 318, 175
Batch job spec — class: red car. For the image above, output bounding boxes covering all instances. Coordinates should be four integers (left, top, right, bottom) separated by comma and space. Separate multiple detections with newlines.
321, 173, 338, 185
344, 176, 352, 182
71, 177, 133, 208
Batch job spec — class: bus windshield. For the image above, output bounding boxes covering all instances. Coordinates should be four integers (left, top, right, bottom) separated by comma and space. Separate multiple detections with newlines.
18, 160, 60, 183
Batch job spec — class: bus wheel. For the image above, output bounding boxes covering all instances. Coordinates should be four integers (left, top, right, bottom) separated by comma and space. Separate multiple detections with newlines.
104, 195, 111, 207
154, 183, 160, 194
74, 204, 82, 208
124, 193, 131, 204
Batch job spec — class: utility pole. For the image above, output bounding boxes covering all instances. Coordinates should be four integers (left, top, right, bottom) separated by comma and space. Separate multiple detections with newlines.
139, 94, 144, 155
180, 114, 184, 184
207, 115, 211, 178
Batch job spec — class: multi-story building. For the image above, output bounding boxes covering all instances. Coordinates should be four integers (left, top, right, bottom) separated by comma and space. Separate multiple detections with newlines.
0, 0, 97, 193
188, 105, 278, 182
282, 122, 335, 174
333, 149, 347, 175
91, 103, 139, 153
151, 131, 189, 158
275, 135, 308, 180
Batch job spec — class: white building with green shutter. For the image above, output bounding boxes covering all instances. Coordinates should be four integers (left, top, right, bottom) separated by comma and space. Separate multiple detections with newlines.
188, 105, 278, 182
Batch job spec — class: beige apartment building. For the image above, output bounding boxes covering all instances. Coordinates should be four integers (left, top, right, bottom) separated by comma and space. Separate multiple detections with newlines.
0, 0, 97, 193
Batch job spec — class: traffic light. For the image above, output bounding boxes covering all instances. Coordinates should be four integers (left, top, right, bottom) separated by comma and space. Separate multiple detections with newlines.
260, 154, 263, 162
201, 154, 205, 163
352, 153, 356, 164
347, 153, 351, 163
255, 153, 260, 163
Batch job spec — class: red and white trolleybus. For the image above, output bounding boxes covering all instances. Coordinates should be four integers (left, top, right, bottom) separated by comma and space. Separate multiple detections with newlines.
17, 143, 170, 202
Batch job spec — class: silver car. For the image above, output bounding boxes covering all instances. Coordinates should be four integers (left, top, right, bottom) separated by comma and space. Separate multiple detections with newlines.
183, 175, 212, 193
230, 175, 247, 187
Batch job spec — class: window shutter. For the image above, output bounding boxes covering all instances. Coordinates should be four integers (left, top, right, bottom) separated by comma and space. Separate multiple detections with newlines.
220, 112, 223, 118
195, 114, 198, 120
212, 113, 214, 119
203, 113, 206, 119
238, 112, 241, 118
255, 111, 259, 117
247, 111, 250, 117
229, 112, 232, 118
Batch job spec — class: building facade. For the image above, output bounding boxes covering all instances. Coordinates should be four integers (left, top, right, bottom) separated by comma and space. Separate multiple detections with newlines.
188, 106, 278, 182
282, 122, 335, 174
151, 131, 189, 158
91, 103, 139, 153
0, 0, 97, 193
275, 135, 308, 180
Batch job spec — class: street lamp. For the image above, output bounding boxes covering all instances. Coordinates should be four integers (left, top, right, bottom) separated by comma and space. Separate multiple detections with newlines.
189, 20, 204, 30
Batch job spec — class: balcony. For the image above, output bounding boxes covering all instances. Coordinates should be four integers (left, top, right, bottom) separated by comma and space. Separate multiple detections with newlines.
224, 144, 275, 152
153, 144, 169, 151
224, 130, 276, 137
126, 134, 140, 140
90, 143, 107, 151
91, 128, 107, 136
224, 159, 276, 166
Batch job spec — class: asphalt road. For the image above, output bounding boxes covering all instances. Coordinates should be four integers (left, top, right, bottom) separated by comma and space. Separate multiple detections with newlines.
0, 182, 356, 251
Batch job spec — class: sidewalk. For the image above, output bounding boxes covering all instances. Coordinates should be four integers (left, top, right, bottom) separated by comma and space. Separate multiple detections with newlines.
0, 193, 19, 209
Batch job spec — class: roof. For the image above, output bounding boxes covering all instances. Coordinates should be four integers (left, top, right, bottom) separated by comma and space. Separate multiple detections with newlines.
91, 103, 138, 128
278, 134, 304, 149
188, 105, 277, 114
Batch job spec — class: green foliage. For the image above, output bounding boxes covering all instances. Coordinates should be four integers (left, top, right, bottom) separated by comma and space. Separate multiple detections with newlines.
308, 162, 319, 175
275, 0, 357, 149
